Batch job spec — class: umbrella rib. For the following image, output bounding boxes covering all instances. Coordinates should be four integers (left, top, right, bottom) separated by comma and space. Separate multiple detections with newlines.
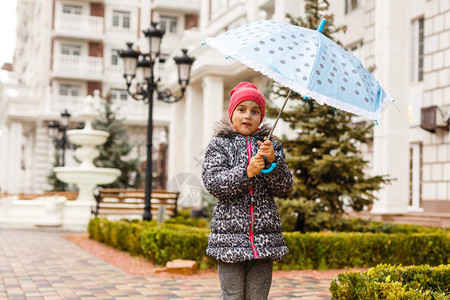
267, 89, 292, 141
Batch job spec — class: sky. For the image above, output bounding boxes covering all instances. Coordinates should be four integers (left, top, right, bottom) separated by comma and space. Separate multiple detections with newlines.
0, 0, 17, 67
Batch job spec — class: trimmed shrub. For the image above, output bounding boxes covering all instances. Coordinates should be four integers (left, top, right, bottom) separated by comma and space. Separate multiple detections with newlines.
275, 232, 449, 270
89, 218, 449, 271
139, 224, 215, 267
330, 264, 450, 299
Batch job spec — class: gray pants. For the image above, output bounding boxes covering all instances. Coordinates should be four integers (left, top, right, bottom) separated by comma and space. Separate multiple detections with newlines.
217, 260, 273, 300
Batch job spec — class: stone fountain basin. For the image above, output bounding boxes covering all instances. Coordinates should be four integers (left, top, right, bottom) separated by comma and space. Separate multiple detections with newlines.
67, 130, 109, 146
54, 167, 121, 185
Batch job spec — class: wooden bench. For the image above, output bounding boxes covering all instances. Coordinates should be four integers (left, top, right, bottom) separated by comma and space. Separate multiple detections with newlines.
92, 188, 179, 219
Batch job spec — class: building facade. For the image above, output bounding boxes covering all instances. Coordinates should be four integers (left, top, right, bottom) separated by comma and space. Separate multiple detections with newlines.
1, 0, 449, 216
165, 0, 450, 214
0, 0, 200, 194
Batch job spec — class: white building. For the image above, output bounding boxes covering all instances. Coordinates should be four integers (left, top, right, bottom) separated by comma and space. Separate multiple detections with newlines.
166, 0, 450, 217
0, 0, 200, 194
1, 0, 449, 219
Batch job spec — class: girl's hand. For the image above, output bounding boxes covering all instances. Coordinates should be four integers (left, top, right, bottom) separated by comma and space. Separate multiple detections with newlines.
257, 140, 276, 163
247, 154, 265, 178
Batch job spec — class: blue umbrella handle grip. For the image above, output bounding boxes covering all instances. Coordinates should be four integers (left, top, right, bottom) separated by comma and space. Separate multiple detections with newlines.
261, 162, 276, 173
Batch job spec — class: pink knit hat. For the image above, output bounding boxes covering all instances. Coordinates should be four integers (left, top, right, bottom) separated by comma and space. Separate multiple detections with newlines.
228, 82, 266, 123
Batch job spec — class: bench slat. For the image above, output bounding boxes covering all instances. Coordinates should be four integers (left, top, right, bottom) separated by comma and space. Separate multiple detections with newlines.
93, 188, 178, 219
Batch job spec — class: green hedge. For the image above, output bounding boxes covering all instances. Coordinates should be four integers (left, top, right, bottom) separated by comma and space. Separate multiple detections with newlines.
275, 232, 450, 270
330, 264, 450, 299
88, 218, 449, 270
140, 224, 215, 268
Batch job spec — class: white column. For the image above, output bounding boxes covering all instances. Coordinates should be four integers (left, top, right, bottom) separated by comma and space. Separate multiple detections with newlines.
0, 125, 9, 194
200, 0, 210, 33
246, 0, 258, 22
371, 0, 410, 214
184, 84, 203, 179
140, 0, 151, 53
7, 122, 23, 193
273, 0, 304, 22
202, 75, 224, 149
167, 98, 186, 191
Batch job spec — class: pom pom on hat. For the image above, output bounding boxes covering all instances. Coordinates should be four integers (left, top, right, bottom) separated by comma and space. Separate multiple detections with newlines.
228, 82, 266, 123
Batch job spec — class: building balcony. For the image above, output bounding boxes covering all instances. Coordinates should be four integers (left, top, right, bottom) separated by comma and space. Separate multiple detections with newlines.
151, 0, 201, 13
44, 94, 148, 122
53, 13, 104, 41
52, 54, 103, 81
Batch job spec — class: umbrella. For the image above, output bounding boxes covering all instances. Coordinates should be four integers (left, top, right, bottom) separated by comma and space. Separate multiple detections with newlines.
205, 19, 394, 122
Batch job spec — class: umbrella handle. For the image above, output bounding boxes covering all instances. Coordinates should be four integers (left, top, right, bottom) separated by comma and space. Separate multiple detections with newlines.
261, 162, 277, 173
260, 156, 277, 173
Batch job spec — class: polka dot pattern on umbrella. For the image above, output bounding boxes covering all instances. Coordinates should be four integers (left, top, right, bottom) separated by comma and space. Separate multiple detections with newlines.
206, 20, 393, 120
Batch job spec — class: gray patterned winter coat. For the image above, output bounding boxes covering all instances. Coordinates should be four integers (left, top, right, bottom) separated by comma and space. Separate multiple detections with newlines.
202, 121, 293, 263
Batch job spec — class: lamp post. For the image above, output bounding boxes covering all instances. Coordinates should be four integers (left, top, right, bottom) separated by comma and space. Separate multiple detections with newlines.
119, 22, 195, 221
48, 109, 72, 191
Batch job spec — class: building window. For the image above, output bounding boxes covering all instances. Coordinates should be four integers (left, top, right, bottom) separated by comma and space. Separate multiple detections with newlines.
111, 49, 120, 66
345, 0, 364, 14
410, 17, 424, 82
159, 16, 178, 33
110, 89, 128, 101
409, 143, 422, 210
61, 44, 81, 56
59, 84, 80, 97
63, 4, 82, 15
112, 10, 130, 29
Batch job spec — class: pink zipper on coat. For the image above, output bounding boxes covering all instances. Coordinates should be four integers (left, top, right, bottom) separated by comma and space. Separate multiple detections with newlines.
246, 136, 259, 259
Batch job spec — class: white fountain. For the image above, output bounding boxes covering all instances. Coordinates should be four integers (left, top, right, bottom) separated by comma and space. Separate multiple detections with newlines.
0, 91, 121, 231
54, 91, 121, 229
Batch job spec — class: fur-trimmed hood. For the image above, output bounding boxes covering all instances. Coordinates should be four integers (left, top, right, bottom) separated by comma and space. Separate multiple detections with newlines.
212, 120, 274, 138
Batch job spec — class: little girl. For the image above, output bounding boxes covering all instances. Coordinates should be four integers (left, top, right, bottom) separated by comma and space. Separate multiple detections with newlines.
202, 82, 293, 299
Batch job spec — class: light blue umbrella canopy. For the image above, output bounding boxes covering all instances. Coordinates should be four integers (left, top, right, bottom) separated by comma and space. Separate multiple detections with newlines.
205, 19, 393, 121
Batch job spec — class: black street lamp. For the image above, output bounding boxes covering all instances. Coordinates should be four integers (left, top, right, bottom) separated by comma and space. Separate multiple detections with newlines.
48, 109, 72, 191
118, 22, 195, 221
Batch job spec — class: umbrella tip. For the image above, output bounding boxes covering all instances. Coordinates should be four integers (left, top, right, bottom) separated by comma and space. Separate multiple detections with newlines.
317, 18, 327, 33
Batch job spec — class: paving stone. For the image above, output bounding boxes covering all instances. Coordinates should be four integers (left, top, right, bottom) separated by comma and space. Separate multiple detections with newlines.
0, 229, 334, 299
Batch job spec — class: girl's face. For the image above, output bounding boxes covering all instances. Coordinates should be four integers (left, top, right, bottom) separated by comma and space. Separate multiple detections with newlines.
231, 100, 261, 135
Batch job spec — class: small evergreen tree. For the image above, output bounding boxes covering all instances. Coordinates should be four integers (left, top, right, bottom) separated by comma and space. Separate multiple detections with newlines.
268, 0, 391, 231
93, 95, 141, 188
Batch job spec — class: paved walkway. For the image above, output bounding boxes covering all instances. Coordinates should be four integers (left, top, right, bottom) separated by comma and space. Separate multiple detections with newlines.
0, 229, 332, 299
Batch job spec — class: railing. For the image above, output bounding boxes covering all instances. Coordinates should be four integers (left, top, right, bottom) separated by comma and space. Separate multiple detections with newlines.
48, 94, 147, 121
50, 95, 85, 114
152, 0, 200, 5
53, 54, 102, 79
111, 98, 148, 120
54, 14, 103, 37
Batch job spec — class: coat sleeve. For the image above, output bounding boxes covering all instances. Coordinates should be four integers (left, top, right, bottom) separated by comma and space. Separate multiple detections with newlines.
202, 138, 254, 200
261, 140, 293, 197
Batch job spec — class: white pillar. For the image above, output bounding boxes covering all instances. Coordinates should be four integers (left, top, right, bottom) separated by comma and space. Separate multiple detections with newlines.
184, 84, 203, 179
7, 122, 23, 193
246, 0, 259, 22
0, 125, 9, 193
371, 0, 410, 214
200, 0, 210, 33
202, 75, 224, 149
167, 99, 186, 191
273, 0, 303, 22
140, 0, 151, 53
